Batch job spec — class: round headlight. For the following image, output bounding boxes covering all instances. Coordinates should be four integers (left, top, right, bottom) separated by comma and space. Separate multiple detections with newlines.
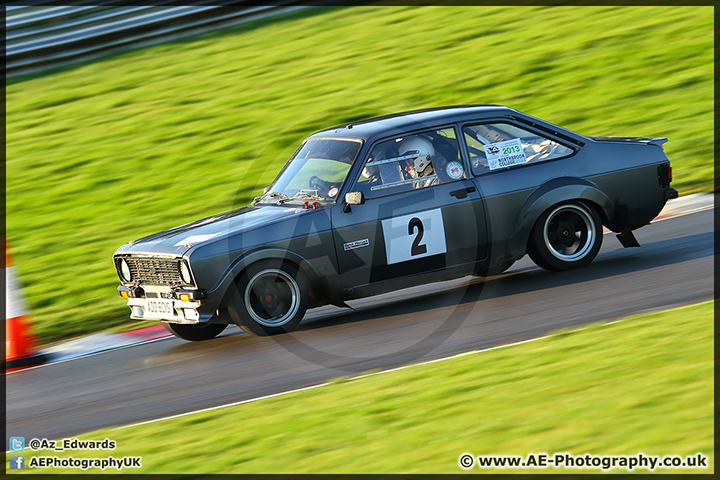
119, 259, 132, 282
180, 261, 192, 284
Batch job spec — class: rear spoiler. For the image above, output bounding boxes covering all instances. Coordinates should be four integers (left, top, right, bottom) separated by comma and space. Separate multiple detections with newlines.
589, 136, 668, 147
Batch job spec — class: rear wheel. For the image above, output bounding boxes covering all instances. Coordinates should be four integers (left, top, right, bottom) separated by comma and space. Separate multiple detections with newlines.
528, 201, 602, 271
227, 261, 308, 336
162, 322, 227, 341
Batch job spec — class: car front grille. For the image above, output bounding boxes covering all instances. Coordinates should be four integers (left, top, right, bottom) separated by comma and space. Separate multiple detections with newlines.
123, 257, 189, 286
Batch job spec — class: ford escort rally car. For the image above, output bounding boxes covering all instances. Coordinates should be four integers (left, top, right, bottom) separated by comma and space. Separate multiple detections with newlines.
113, 105, 677, 341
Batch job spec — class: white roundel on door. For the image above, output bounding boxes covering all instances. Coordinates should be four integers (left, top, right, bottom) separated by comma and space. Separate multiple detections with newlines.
446, 161, 464, 180
381, 209, 447, 265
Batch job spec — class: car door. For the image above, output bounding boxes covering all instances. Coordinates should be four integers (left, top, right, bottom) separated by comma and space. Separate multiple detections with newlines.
331, 126, 488, 291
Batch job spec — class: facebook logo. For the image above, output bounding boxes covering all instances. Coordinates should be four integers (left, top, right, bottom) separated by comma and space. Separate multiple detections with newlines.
10, 436, 25, 452
9, 455, 25, 470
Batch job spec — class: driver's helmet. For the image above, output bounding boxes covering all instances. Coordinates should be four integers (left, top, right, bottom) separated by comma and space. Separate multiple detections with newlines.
400, 137, 434, 176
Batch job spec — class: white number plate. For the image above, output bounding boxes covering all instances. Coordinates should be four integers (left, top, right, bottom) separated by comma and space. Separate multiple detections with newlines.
144, 299, 174, 319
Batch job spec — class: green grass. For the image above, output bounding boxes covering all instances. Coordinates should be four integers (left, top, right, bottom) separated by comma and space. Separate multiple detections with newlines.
6, 6, 713, 344
16, 302, 713, 474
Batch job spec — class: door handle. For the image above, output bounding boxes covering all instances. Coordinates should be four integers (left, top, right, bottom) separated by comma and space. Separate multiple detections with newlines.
450, 186, 476, 199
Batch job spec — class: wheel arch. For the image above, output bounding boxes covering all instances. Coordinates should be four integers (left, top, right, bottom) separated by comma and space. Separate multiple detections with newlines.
213, 248, 336, 311
507, 177, 613, 259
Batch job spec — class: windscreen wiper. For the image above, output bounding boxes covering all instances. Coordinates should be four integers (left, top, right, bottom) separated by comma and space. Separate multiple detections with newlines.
292, 190, 325, 201
253, 191, 290, 205
277, 190, 326, 205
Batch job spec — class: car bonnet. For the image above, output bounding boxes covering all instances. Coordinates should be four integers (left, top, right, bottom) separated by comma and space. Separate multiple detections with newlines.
114, 204, 320, 256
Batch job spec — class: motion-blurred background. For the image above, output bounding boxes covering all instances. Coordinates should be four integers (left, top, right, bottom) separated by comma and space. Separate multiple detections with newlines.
6, 5, 712, 345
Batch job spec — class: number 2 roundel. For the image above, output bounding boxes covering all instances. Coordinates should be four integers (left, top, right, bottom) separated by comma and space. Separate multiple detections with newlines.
381, 209, 447, 265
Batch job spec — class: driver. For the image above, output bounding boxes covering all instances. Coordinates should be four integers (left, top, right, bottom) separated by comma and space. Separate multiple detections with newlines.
399, 137, 439, 188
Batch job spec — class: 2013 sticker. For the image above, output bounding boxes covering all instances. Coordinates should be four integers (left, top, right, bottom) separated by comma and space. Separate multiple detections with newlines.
485, 138, 526, 170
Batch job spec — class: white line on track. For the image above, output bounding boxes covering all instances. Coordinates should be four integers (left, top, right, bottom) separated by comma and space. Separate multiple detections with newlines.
4, 300, 705, 454
650, 204, 713, 222
112, 335, 547, 431
4, 334, 175, 375
112, 301, 701, 432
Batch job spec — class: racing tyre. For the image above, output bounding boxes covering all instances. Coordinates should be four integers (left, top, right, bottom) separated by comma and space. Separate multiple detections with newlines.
528, 201, 602, 271
162, 322, 227, 341
228, 261, 308, 336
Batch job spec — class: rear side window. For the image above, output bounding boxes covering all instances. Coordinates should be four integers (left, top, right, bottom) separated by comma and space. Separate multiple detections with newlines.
463, 123, 573, 175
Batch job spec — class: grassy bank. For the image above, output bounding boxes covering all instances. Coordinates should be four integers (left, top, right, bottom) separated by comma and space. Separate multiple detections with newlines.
6, 6, 713, 343
16, 302, 713, 474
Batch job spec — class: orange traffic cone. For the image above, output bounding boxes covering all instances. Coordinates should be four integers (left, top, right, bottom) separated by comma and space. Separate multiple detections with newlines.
5, 239, 47, 370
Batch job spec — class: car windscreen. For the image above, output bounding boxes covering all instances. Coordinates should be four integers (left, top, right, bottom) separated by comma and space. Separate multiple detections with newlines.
263, 138, 362, 202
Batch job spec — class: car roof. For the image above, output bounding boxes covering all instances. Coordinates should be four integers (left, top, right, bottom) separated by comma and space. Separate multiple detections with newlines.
309, 104, 521, 141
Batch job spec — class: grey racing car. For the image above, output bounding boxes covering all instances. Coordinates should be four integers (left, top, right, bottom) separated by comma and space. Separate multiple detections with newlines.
113, 105, 677, 341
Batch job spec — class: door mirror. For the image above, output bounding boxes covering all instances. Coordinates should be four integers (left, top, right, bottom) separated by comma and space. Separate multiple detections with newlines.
345, 191, 365, 205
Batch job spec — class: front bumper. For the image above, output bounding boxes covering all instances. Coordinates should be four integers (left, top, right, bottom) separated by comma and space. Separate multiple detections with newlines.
117, 284, 206, 301
117, 284, 211, 324
126, 297, 204, 324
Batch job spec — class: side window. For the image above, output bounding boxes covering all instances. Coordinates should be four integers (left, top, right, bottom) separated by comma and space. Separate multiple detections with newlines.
354, 128, 465, 199
463, 123, 573, 175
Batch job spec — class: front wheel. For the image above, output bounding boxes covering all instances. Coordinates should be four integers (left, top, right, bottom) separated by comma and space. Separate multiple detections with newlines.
162, 322, 227, 341
227, 261, 308, 336
528, 201, 603, 271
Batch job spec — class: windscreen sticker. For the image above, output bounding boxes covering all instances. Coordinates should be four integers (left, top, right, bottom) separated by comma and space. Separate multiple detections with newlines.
173, 233, 221, 247
381, 209, 447, 265
486, 138, 526, 170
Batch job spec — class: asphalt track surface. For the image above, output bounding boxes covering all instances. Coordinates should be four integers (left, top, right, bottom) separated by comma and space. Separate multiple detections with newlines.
6, 208, 713, 444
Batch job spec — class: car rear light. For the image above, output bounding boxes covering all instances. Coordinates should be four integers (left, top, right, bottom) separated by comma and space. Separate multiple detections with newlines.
657, 164, 671, 187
